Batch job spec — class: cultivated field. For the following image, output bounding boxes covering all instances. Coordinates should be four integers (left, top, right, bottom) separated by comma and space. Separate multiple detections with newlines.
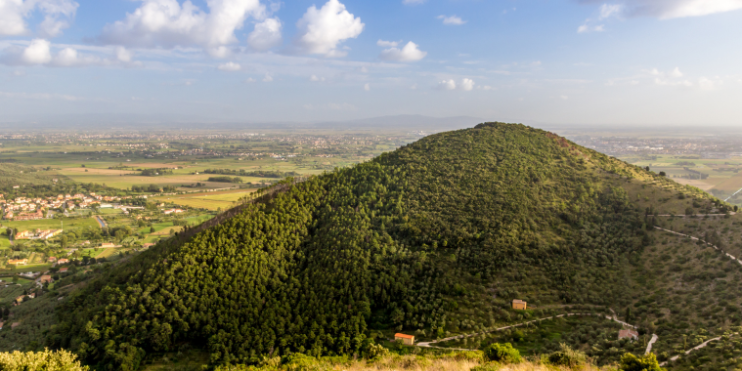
153, 189, 257, 210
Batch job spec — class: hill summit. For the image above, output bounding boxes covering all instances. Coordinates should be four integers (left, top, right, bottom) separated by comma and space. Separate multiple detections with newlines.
40, 123, 717, 369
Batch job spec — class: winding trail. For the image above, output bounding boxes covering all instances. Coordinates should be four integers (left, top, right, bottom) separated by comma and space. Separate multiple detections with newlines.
417, 311, 640, 351
653, 226, 742, 365
725, 187, 742, 202
646, 334, 659, 355
659, 334, 739, 366
654, 226, 742, 266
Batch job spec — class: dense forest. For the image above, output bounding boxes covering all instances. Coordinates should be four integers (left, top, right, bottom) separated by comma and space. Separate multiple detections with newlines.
7, 123, 717, 370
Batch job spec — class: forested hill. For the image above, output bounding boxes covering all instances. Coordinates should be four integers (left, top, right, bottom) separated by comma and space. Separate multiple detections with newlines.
44, 123, 721, 369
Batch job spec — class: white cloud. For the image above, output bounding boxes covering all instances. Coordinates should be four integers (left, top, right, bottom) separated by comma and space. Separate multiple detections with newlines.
1, 39, 140, 67
53, 47, 77, 66
218, 61, 242, 71
248, 17, 282, 51
115, 46, 132, 63
376, 39, 399, 48
294, 0, 364, 57
98, 0, 266, 57
437, 15, 466, 25
0, 0, 78, 37
460, 78, 475, 91
245, 77, 256, 83
309, 74, 325, 82
21, 38, 52, 64
437, 79, 457, 90
263, 74, 273, 82
578, 0, 742, 19
577, 23, 605, 33
578, 3, 621, 33
599, 4, 623, 18
379, 41, 427, 62
363, 83, 370, 91
436, 78, 476, 91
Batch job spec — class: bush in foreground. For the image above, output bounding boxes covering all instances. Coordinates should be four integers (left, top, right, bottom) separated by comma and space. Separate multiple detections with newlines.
0, 348, 89, 370
619, 353, 664, 371
548, 343, 588, 367
483, 343, 522, 364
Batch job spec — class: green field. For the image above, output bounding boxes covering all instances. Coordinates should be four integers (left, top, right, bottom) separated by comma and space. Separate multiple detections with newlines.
622, 154, 742, 202
2, 217, 98, 232
153, 189, 256, 210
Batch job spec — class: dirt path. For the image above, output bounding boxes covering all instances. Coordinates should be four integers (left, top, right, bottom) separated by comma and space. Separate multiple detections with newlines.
659, 334, 737, 366
654, 226, 742, 365
654, 227, 742, 266
417, 311, 640, 350
646, 334, 658, 355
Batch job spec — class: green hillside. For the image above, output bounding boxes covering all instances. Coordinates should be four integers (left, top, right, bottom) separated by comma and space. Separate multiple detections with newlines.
2, 123, 728, 370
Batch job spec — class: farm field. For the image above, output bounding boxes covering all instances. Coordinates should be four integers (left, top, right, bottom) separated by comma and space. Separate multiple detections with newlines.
153, 189, 257, 210
622, 154, 742, 203
2, 217, 98, 232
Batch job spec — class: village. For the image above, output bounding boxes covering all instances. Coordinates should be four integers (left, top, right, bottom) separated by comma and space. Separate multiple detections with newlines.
0, 192, 126, 221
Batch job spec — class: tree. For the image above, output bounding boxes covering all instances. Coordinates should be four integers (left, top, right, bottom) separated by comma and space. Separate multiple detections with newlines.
150, 227, 156, 233
659, 172, 666, 177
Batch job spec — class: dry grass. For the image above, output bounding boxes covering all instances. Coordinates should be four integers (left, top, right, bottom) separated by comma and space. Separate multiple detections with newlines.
215, 354, 611, 371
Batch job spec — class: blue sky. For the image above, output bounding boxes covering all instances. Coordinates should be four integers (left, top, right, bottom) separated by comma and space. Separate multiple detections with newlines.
1, 0, 742, 126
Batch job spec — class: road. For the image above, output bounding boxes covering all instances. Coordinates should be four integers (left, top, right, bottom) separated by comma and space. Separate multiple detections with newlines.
660, 334, 735, 366
646, 334, 658, 355
725, 187, 742, 202
417, 311, 642, 350
654, 227, 742, 266
653, 226, 742, 365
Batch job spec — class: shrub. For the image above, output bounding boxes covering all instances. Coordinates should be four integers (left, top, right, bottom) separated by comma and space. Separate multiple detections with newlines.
470, 363, 502, 371
548, 343, 587, 367
619, 353, 664, 371
483, 343, 522, 364
0, 349, 89, 370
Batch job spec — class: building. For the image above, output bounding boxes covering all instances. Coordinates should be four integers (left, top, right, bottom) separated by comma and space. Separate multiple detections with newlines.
100, 243, 117, 248
394, 333, 415, 345
13, 210, 43, 221
164, 208, 184, 215
59, 267, 69, 273
14, 296, 26, 305
15, 229, 62, 240
11, 322, 20, 329
618, 329, 639, 341
512, 299, 527, 310
48, 257, 57, 263
8, 259, 28, 266
39, 275, 53, 284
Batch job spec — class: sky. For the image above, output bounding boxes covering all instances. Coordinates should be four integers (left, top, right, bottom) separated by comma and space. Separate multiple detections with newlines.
1, 0, 742, 126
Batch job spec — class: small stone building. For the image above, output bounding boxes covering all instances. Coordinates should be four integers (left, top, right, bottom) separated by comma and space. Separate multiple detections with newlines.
512, 299, 527, 310
618, 329, 639, 341
394, 333, 415, 345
